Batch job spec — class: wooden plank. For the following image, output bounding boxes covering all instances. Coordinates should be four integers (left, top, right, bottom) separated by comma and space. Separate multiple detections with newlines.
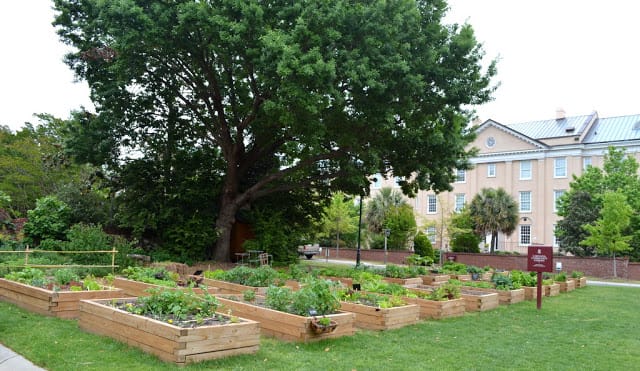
183, 345, 259, 365
201, 279, 267, 295
0, 279, 53, 301
382, 277, 423, 285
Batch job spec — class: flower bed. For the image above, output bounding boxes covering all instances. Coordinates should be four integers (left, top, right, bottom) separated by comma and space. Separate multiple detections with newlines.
406, 284, 494, 314
203, 265, 281, 295
78, 296, 259, 365
201, 278, 268, 295
470, 287, 525, 305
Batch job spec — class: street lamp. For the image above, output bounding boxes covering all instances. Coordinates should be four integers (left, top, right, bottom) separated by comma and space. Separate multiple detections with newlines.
383, 228, 391, 265
356, 195, 363, 268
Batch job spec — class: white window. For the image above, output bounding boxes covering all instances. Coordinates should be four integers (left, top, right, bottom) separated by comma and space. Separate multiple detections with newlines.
553, 190, 565, 212
487, 163, 496, 177
455, 194, 465, 212
427, 195, 437, 214
583, 157, 592, 170
455, 169, 466, 183
372, 173, 382, 189
519, 225, 531, 246
554, 158, 567, 178
519, 191, 531, 212
426, 226, 437, 244
393, 176, 402, 188
520, 160, 532, 180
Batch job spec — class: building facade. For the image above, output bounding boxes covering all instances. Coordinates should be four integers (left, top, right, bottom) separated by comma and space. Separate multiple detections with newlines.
370, 110, 640, 253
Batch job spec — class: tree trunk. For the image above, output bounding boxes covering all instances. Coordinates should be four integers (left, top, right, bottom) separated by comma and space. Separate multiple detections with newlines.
213, 197, 240, 262
490, 232, 497, 253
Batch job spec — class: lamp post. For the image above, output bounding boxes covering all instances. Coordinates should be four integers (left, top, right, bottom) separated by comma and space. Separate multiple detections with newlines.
356, 195, 363, 268
383, 228, 390, 265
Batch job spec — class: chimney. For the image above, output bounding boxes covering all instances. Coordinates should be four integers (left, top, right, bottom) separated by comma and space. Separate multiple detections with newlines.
556, 107, 566, 120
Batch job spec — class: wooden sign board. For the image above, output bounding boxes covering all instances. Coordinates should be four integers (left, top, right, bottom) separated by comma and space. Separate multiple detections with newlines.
527, 246, 553, 273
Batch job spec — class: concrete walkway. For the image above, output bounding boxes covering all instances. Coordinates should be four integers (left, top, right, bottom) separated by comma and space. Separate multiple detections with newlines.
0, 343, 46, 371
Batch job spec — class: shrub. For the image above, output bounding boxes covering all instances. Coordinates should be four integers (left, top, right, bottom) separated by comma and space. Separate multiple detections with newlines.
413, 231, 434, 259
23, 196, 72, 245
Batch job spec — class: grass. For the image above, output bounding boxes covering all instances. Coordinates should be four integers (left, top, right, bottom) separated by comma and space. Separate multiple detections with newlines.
1, 286, 639, 370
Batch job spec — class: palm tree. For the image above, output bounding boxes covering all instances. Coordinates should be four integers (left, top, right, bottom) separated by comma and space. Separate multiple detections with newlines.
468, 188, 518, 253
365, 187, 406, 233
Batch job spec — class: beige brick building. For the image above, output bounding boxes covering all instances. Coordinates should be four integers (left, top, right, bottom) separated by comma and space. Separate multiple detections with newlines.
370, 110, 640, 253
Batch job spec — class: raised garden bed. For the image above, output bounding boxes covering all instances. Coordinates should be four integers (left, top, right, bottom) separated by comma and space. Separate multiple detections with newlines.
544, 283, 560, 297
404, 294, 465, 319
575, 277, 587, 288
382, 277, 423, 286
339, 300, 419, 330
421, 274, 450, 285
0, 278, 123, 319
216, 296, 355, 342
470, 287, 525, 305
407, 285, 495, 314
113, 277, 219, 297
522, 286, 537, 300
558, 279, 576, 292
201, 278, 268, 295
78, 297, 259, 365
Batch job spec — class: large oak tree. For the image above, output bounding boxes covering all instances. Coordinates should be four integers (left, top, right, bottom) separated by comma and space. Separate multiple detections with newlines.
53, 0, 496, 261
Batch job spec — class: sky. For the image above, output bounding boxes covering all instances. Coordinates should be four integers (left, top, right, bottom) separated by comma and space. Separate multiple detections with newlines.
1, 1, 640, 132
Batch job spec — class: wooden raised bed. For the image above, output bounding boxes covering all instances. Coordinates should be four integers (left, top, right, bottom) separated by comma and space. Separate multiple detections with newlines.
404, 295, 465, 319
459, 289, 499, 312
575, 277, 588, 288
420, 274, 450, 286
0, 278, 123, 319
449, 274, 472, 281
544, 283, 560, 297
522, 286, 537, 300
407, 285, 496, 313
113, 277, 219, 297
79, 298, 259, 365
382, 277, 423, 286
339, 301, 420, 331
471, 287, 525, 305
558, 279, 576, 292
201, 278, 268, 295
217, 296, 355, 342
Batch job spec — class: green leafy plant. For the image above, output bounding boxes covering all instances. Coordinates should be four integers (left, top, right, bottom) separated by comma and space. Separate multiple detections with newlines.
265, 278, 341, 316
123, 288, 220, 325
571, 271, 584, 279
510, 270, 537, 287
554, 272, 567, 282
54, 268, 80, 286
242, 289, 256, 302
204, 265, 279, 287
442, 261, 468, 275
428, 283, 461, 301
121, 266, 179, 287
492, 274, 520, 290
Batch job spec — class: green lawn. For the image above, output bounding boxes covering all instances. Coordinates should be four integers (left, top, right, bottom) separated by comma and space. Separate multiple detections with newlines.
1, 286, 638, 370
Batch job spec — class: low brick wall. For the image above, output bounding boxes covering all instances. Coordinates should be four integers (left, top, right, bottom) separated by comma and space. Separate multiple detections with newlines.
321, 247, 412, 265
444, 252, 640, 280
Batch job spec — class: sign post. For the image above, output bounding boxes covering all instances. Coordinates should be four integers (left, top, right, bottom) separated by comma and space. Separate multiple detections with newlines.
527, 246, 553, 310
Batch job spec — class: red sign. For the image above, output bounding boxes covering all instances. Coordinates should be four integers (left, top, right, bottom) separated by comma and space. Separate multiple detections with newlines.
527, 246, 553, 272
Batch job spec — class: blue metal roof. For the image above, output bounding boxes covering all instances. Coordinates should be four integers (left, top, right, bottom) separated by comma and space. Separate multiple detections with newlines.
583, 114, 640, 143
504, 113, 595, 140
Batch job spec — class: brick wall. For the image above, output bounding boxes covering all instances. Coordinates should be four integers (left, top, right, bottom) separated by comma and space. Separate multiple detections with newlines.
444, 252, 640, 280
319, 248, 640, 280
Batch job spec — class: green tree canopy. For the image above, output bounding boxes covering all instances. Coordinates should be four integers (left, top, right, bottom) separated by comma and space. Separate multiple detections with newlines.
53, 0, 496, 261
580, 191, 632, 277
557, 147, 640, 260
468, 188, 518, 253
320, 192, 358, 250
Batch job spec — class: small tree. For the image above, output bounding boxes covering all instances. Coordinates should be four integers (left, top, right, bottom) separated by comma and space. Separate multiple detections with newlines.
413, 231, 434, 260
580, 191, 632, 277
320, 192, 358, 251
384, 204, 417, 250
468, 188, 518, 253
448, 209, 481, 253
